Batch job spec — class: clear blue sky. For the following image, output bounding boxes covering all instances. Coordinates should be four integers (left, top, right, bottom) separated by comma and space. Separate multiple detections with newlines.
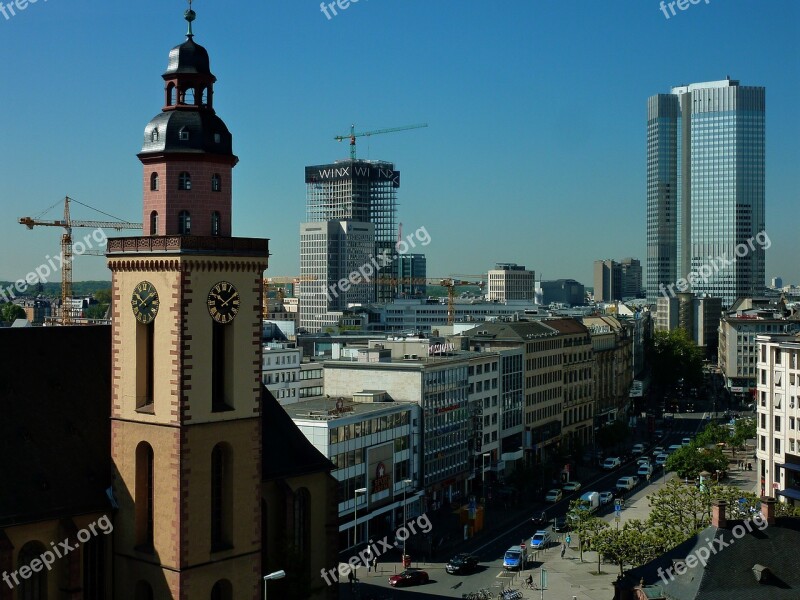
1, 0, 798, 287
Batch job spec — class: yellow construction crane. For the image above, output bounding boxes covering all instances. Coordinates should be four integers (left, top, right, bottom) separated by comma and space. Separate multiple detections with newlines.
334, 123, 428, 160
19, 196, 142, 325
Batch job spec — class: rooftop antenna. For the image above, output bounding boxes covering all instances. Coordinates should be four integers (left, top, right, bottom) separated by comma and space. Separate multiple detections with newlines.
185, 0, 196, 39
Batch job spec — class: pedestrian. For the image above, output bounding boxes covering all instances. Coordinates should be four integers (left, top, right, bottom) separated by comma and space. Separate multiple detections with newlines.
560, 542, 566, 559
371, 556, 377, 573
348, 570, 355, 586
566, 534, 571, 547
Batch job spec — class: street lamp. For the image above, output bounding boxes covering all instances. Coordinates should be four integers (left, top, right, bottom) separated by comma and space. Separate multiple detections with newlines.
353, 487, 367, 549
482, 452, 491, 502
402, 479, 413, 556
263, 570, 285, 600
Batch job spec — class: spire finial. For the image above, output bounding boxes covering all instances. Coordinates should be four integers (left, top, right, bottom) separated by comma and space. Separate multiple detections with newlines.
185, 0, 196, 39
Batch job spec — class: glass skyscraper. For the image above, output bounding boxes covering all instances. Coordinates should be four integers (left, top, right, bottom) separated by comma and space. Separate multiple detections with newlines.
646, 79, 765, 305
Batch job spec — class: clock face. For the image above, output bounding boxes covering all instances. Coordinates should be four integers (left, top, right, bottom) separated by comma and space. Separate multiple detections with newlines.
131, 281, 160, 324
207, 281, 240, 324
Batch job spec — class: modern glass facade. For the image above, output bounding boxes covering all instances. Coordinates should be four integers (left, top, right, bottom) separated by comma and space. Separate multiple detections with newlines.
647, 80, 765, 305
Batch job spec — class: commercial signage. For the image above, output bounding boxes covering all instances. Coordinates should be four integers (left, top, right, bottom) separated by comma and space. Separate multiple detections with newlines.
305, 164, 400, 187
367, 442, 393, 502
429, 343, 456, 355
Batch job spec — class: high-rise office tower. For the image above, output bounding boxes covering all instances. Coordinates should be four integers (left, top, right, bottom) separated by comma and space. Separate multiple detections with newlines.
594, 259, 622, 302
300, 160, 400, 331
647, 79, 765, 305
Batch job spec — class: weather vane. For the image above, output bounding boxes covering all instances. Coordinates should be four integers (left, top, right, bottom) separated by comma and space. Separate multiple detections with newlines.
185, 0, 196, 38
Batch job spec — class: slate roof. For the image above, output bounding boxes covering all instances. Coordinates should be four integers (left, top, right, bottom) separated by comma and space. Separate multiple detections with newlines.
0, 326, 112, 528
621, 518, 800, 600
261, 385, 334, 481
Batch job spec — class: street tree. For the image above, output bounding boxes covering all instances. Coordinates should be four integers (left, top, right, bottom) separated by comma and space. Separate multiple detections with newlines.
647, 328, 705, 391
567, 499, 608, 562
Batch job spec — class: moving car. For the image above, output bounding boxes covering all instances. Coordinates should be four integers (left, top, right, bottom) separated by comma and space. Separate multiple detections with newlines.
579, 491, 601, 513
530, 530, 551, 550
599, 491, 614, 505
503, 546, 525, 570
616, 476, 638, 492
637, 464, 653, 478
636, 457, 651, 467
682, 437, 692, 446
655, 453, 669, 466
632, 444, 645, 455
602, 457, 621, 470
668, 444, 682, 454
445, 554, 479, 574
563, 481, 582, 492
545, 489, 563, 503
389, 569, 429, 587
531, 511, 549, 528
652, 446, 665, 456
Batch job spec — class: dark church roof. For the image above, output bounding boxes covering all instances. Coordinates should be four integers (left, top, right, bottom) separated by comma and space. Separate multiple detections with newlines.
164, 37, 213, 77
261, 385, 334, 481
139, 110, 234, 157
621, 518, 800, 600
0, 326, 112, 528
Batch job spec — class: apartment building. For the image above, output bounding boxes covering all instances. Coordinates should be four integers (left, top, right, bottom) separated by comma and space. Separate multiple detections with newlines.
755, 333, 800, 505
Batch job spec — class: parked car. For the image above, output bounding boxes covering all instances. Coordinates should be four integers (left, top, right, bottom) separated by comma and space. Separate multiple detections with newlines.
389, 569, 429, 587
446, 554, 479, 575
668, 444, 682, 454
652, 446, 665, 456
632, 444, 645, 455
563, 481, 582, 492
616, 476, 638, 492
682, 437, 692, 446
599, 491, 615, 505
602, 457, 621, 470
503, 546, 525, 570
553, 516, 570, 532
637, 457, 651, 467
530, 530, 551, 550
545, 489, 563, 503
655, 453, 669, 466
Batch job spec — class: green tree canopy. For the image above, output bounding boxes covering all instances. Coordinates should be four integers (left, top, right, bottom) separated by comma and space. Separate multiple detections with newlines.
0, 303, 26, 322
647, 328, 705, 390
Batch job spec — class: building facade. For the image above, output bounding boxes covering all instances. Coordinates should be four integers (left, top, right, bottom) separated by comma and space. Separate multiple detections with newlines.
647, 79, 766, 304
540, 279, 585, 307
487, 264, 535, 302
594, 259, 623, 302
755, 333, 800, 504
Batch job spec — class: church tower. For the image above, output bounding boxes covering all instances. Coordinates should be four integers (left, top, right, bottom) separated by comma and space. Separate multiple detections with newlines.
107, 6, 267, 599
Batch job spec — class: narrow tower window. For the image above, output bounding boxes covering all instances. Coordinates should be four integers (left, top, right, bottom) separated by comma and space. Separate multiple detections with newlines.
211, 211, 221, 236
178, 211, 191, 235
18, 542, 47, 599
211, 444, 233, 551
135, 442, 155, 551
151, 128, 159, 143
211, 322, 232, 411
211, 580, 232, 600
212, 173, 221, 192
136, 321, 155, 406
149, 211, 158, 236
166, 83, 176, 107
179, 172, 192, 190
179, 126, 190, 141
150, 172, 159, 191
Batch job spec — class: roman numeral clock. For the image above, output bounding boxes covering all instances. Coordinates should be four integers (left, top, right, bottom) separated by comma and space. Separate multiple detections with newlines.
207, 281, 240, 324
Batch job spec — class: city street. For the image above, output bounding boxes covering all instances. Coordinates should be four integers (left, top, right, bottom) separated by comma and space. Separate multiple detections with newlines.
334, 412, 759, 600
